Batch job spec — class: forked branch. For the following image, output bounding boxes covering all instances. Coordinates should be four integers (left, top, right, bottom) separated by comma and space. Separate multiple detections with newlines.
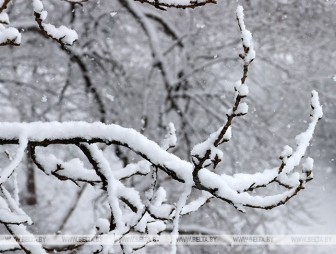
0, 5, 323, 254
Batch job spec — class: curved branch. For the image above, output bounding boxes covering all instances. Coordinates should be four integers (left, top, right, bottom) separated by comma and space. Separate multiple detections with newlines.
133, 0, 216, 10
33, 0, 78, 48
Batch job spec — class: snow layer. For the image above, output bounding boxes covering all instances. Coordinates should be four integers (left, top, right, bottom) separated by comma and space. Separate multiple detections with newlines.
33, 0, 78, 45
0, 25, 21, 45
0, 121, 194, 182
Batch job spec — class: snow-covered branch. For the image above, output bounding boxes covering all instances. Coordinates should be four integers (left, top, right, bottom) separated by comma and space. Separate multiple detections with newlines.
0, 0, 216, 48
191, 5, 255, 179
0, 4, 323, 254
0, 0, 21, 46
0, 187, 46, 254
0, 88, 322, 250
33, 0, 78, 47
133, 0, 216, 10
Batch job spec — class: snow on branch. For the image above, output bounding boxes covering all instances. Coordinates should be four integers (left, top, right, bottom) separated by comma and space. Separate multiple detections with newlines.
0, 134, 27, 185
0, 0, 21, 46
236, 5, 256, 64
133, 0, 217, 10
0, 25, 21, 46
0, 0, 77, 47
33, 0, 78, 47
161, 122, 177, 150
63, 0, 88, 5
0, 0, 216, 48
0, 91, 322, 252
0, 187, 46, 254
191, 5, 255, 175
0, 5, 323, 254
